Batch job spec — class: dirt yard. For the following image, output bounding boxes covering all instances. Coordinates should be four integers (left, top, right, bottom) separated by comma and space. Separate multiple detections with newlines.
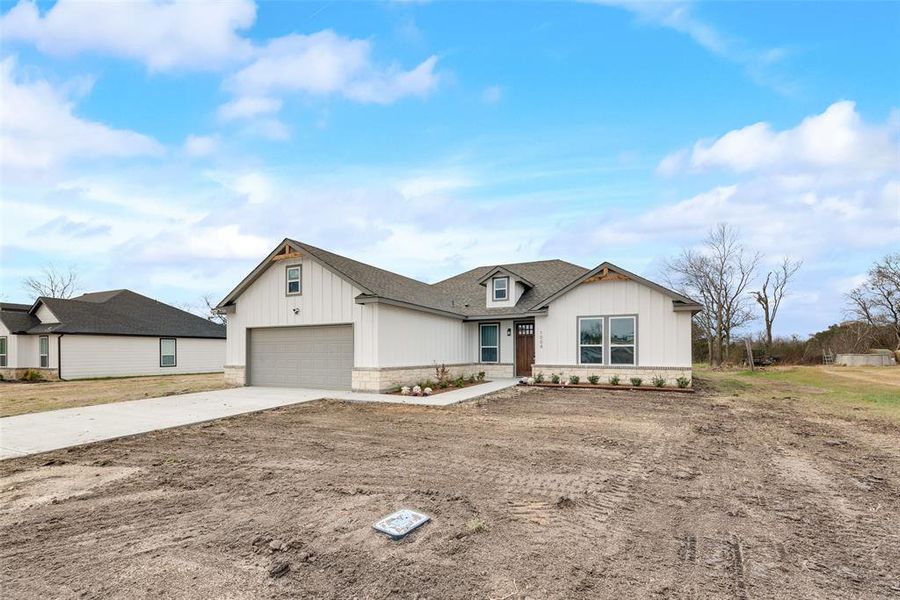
1, 368, 898, 598
0, 373, 233, 417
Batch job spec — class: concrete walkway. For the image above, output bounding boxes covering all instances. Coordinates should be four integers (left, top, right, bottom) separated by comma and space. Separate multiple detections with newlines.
0, 379, 519, 460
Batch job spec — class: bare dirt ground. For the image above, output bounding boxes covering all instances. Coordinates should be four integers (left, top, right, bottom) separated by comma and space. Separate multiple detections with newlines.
1, 373, 899, 599
0, 373, 233, 417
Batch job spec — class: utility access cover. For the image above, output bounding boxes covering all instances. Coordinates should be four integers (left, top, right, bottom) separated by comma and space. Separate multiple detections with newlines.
373, 509, 430, 540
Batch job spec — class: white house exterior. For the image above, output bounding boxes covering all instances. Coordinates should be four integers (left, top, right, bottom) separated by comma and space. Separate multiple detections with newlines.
218, 239, 700, 392
0, 291, 225, 381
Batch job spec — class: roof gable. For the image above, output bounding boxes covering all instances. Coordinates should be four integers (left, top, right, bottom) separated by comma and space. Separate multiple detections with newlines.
476, 266, 535, 288
530, 262, 702, 312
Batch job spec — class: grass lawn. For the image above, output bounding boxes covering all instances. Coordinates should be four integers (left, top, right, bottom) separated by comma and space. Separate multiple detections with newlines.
0, 373, 234, 417
697, 364, 900, 422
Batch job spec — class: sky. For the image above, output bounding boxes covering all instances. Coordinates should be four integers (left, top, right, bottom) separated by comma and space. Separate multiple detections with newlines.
0, 0, 898, 337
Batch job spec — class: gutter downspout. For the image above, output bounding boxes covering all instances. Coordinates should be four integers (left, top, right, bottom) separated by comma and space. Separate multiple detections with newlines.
57, 333, 65, 381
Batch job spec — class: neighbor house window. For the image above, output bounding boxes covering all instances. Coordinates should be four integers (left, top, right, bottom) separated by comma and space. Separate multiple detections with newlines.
480, 323, 499, 363
609, 316, 636, 365
160, 338, 176, 367
286, 265, 302, 295
0, 336, 6, 367
39, 336, 49, 368
492, 277, 509, 301
578, 317, 604, 364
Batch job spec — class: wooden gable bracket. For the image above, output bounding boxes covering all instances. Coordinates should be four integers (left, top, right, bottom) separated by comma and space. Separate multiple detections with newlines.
584, 266, 631, 284
271, 242, 303, 262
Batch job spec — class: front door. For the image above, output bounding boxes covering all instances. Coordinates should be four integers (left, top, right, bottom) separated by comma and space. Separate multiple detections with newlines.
515, 322, 535, 377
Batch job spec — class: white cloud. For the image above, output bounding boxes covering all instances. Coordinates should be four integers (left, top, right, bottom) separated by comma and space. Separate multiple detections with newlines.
183, 135, 219, 157
0, 56, 163, 171
590, 0, 792, 93
660, 101, 900, 179
223, 30, 440, 115
481, 85, 503, 105
217, 96, 282, 121
0, 0, 255, 71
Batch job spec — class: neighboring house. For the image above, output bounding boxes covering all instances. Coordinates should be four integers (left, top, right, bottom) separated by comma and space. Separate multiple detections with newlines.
217, 239, 701, 392
0, 290, 225, 380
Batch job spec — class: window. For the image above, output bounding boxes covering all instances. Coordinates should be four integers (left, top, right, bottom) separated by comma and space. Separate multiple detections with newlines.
286, 265, 302, 295
0, 336, 6, 367
160, 338, 176, 367
480, 323, 499, 363
609, 316, 636, 365
578, 318, 604, 364
492, 276, 509, 301
39, 336, 49, 368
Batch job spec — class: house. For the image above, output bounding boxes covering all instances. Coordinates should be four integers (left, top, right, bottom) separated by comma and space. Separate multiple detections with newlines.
0, 290, 226, 380
217, 239, 701, 392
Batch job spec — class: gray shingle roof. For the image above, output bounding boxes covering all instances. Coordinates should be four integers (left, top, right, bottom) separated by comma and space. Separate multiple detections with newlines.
220, 238, 699, 319
432, 260, 590, 316
17, 290, 225, 338
289, 240, 590, 317
0, 306, 40, 333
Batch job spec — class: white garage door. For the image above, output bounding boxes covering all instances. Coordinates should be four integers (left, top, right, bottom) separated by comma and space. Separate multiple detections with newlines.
248, 325, 353, 390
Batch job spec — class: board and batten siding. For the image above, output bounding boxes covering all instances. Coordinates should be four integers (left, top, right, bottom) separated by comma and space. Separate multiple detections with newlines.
225, 257, 378, 368
60, 335, 224, 379
376, 304, 471, 367
536, 279, 692, 368
35, 304, 58, 324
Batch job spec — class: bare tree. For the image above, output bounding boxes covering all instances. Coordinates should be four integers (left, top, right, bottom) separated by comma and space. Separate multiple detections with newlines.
666, 223, 760, 366
22, 264, 81, 299
202, 293, 227, 325
847, 253, 900, 350
751, 257, 802, 347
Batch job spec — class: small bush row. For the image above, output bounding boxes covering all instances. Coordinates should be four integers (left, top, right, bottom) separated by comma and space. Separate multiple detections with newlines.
400, 367, 486, 396
529, 372, 691, 389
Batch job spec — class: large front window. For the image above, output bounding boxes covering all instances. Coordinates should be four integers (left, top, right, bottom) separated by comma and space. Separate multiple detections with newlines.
609, 316, 636, 365
39, 336, 49, 368
492, 277, 508, 301
578, 317, 603, 364
160, 338, 176, 367
480, 323, 499, 363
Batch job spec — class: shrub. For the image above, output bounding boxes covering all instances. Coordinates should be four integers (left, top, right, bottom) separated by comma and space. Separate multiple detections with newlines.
551, 374, 561, 384
676, 376, 691, 389
608, 375, 620, 386
454, 377, 466, 388
412, 385, 423, 396
438, 379, 450, 389
534, 372, 545, 383
477, 371, 486, 381
466, 518, 488, 533
434, 363, 451, 384
568, 375, 580, 385
629, 377, 642, 387
22, 369, 43, 382
423, 387, 433, 396
587, 375, 600, 385
400, 386, 411, 396
467, 374, 476, 384
652, 376, 666, 387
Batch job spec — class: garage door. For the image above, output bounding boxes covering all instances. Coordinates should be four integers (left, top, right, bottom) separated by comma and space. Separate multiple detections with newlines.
248, 325, 353, 390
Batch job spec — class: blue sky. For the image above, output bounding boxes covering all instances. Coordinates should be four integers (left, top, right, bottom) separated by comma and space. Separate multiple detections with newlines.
1, 0, 898, 337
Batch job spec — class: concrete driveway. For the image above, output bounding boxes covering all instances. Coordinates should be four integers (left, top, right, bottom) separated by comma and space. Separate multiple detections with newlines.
0, 379, 518, 460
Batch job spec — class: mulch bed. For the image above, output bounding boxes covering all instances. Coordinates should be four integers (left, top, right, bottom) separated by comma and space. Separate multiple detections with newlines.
387, 380, 491, 396
527, 382, 694, 394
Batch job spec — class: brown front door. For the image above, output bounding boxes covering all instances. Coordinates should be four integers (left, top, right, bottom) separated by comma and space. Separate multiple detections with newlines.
515, 322, 535, 377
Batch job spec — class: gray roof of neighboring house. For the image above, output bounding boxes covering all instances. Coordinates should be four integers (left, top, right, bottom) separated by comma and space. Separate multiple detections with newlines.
219, 238, 701, 319
2, 290, 225, 338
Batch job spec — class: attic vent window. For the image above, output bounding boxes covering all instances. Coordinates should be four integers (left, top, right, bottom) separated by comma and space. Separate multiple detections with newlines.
492, 276, 509, 301
286, 265, 302, 296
